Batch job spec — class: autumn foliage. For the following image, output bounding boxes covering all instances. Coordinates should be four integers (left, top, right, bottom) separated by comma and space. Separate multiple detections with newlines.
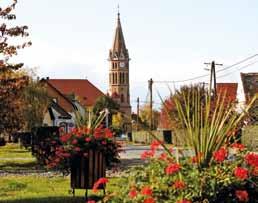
0, 0, 31, 135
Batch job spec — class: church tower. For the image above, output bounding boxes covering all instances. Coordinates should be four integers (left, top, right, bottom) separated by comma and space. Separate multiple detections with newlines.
109, 11, 131, 123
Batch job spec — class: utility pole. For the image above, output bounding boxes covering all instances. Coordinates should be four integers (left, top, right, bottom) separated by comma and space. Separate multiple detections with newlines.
204, 61, 223, 97
136, 97, 139, 131
148, 78, 153, 130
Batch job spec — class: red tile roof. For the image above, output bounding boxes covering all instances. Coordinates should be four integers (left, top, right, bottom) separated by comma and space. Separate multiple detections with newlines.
216, 83, 238, 102
47, 79, 104, 107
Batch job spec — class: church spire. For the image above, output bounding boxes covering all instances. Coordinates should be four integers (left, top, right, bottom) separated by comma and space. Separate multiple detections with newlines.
108, 8, 131, 131
110, 8, 128, 59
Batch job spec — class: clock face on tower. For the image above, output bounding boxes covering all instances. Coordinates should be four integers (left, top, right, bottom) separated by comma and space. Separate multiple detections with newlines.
119, 62, 125, 68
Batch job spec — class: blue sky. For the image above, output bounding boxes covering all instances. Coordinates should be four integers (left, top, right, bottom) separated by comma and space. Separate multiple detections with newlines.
7, 0, 258, 111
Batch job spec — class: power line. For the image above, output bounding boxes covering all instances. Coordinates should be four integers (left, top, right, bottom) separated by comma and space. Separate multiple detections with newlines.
131, 100, 161, 105
216, 54, 258, 73
216, 60, 258, 79
154, 54, 258, 84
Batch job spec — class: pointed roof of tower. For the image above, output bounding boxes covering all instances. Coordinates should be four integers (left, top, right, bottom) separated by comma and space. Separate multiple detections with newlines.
110, 11, 129, 59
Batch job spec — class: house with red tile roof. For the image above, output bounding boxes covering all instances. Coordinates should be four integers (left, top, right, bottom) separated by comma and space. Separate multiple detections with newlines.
47, 79, 104, 108
41, 78, 104, 132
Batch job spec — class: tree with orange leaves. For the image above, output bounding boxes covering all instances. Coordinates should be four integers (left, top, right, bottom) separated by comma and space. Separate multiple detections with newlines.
0, 0, 31, 136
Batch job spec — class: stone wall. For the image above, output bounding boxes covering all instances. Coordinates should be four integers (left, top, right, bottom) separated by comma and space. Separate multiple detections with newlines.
242, 125, 258, 151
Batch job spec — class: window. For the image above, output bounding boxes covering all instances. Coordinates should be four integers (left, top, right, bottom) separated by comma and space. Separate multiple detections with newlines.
121, 94, 124, 103
115, 73, 117, 84
59, 122, 67, 133
122, 73, 125, 84
119, 72, 122, 84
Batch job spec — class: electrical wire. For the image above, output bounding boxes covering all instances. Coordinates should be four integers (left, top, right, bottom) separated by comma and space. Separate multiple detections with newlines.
216, 60, 258, 79
154, 54, 258, 84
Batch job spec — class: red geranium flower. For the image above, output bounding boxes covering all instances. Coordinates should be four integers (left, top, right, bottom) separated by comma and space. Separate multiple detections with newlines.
231, 143, 245, 151
173, 180, 186, 189
62, 153, 71, 158
141, 186, 153, 196
87, 200, 96, 203
92, 178, 108, 193
76, 132, 82, 138
165, 163, 181, 175
94, 127, 103, 139
158, 152, 167, 161
234, 167, 248, 180
144, 197, 156, 203
213, 148, 227, 163
150, 140, 161, 151
252, 166, 258, 176
191, 152, 203, 164
74, 147, 81, 152
128, 188, 137, 199
60, 134, 71, 143
141, 150, 155, 160
245, 153, 258, 167
85, 137, 91, 142
83, 127, 90, 134
176, 199, 192, 203
71, 139, 78, 145
235, 190, 249, 202
104, 128, 113, 138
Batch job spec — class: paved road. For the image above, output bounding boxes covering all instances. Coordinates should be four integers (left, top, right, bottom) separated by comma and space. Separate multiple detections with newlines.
120, 144, 193, 159
120, 145, 151, 159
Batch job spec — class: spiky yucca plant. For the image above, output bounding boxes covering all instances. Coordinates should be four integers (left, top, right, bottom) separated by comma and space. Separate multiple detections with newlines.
74, 109, 107, 130
173, 89, 257, 169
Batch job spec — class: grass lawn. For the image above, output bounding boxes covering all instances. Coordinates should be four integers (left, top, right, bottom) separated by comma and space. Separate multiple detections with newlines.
0, 143, 125, 203
0, 144, 34, 159
0, 175, 122, 203
0, 144, 38, 171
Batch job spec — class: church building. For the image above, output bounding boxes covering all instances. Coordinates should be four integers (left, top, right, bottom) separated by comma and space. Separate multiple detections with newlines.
108, 11, 132, 124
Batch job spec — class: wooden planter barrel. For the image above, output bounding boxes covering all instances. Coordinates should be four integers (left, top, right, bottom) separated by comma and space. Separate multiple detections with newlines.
70, 150, 106, 190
